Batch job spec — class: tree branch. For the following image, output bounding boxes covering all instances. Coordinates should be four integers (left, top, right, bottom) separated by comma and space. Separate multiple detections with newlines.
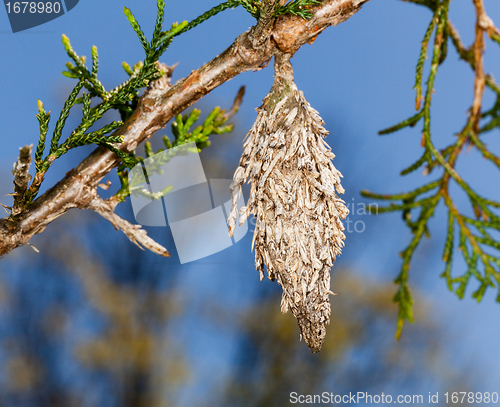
0, 0, 369, 258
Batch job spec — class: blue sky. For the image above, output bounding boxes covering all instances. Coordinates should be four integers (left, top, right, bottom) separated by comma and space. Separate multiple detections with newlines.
1, 0, 500, 403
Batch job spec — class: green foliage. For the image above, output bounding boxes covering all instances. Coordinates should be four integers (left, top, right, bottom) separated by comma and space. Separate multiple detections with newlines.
50, 80, 85, 154
29, 72, 124, 203
64, 124, 124, 148
123, 7, 150, 53
115, 99, 239, 203
275, 0, 322, 19
362, 0, 500, 339
236, 0, 261, 18
34, 100, 50, 172
233, 0, 321, 19
171, 106, 234, 149
29, 33, 140, 202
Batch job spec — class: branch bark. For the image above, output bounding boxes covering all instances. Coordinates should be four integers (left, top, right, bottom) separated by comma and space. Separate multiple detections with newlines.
0, 0, 369, 258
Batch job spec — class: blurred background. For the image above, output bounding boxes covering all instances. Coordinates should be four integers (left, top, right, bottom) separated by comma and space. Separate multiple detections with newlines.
1, 0, 500, 406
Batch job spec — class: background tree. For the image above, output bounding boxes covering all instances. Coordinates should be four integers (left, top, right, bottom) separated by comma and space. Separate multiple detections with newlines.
0, 186, 474, 407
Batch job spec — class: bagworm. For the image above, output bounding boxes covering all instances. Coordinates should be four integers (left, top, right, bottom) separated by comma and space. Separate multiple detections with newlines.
228, 52, 348, 353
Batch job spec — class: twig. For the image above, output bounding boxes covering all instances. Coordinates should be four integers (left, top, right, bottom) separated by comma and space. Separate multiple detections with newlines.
471, 0, 487, 132
224, 86, 246, 120
447, 22, 499, 91
87, 195, 170, 257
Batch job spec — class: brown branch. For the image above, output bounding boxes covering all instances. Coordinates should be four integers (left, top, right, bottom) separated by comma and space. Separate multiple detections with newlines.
471, 0, 487, 133
0, 0, 369, 258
